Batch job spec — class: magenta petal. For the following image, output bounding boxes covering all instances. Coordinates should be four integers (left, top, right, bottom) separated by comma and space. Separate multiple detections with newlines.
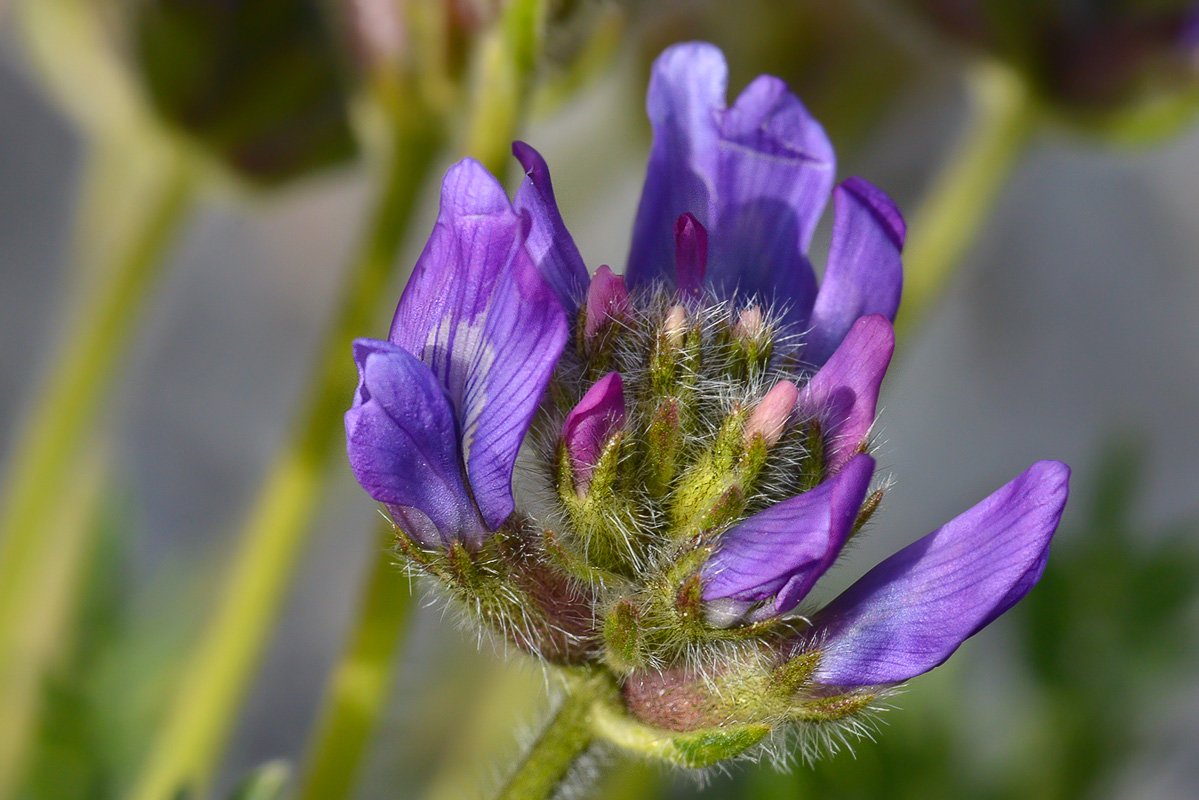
513, 141, 589, 315
812, 461, 1071, 686
798, 315, 894, 474
807, 178, 905, 365
344, 339, 487, 547
674, 213, 708, 300
584, 265, 630, 341
388, 158, 569, 530
702, 454, 875, 614
561, 372, 626, 491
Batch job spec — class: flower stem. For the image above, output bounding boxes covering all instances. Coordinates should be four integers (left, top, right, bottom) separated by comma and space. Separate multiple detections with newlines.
0, 142, 195, 800
464, 0, 549, 177
127, 109, 443, 800
492, 675, 605, 800
896, 59, 1040, 341
293, 524, 411, 800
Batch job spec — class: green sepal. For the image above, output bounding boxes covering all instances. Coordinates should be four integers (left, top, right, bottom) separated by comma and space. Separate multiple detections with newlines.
851, 488, 885, 539
558, 433, 642, 574
645, 397, 682, 497
799, 418, 825, 492
671, 407, 767, 535
769, 651, 820, 695
603, 600, 645, 672
590, 699, 771, 768
791, 692, 877, 722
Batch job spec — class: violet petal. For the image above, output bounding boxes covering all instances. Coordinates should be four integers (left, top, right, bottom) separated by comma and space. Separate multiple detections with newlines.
513, 141, 590, 315
702, 454, 875, 613
674, 213, 708, 300
812, 460, 1071, 686
798, 315, 894, 474
345, 339, 488, 546
807, 177, 905, 364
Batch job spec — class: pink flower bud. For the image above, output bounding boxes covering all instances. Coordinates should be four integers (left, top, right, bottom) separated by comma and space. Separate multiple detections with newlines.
662, 305, 688, 345
744, 380, 799, 447
562, 372, 626, 492
584, 265, 630, 342
734, 306, 766, 340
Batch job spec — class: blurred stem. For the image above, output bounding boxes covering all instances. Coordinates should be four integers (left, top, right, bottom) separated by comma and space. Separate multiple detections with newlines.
127, 107, 443, 800
0, 143, 195, 800
896, 59, 1039, 341
293, 524, 411, 800
464, 0, 548, 177
492, 674, 604, 800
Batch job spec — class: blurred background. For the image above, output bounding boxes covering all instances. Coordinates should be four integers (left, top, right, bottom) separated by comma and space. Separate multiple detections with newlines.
1, 1, 1198, 799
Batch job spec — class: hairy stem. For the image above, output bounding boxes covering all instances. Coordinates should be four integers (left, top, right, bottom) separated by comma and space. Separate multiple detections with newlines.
127, 109, 442, 800
896, 59, 1039, 341
0, 143, 195, 800
493, 675, 605, 800
294, 525, 411, 800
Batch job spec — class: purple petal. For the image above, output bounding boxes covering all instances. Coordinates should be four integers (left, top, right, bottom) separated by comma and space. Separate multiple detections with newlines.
561, 372, 626, 492
627, 43, 834, 327
798, 315, 894, 474
584, 265, 630, 341
674, 213, 708, 300
806, 177, 906, 364
344, 339, 488, 547
702, 455, 875, 614
812, 460, 1071, 686
389, 158, 570, 529
626, 42, 726, 290
513, 142, 589, 316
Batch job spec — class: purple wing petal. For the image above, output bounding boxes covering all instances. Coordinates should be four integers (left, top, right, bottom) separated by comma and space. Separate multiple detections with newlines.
702, 455, 875, 614
513, 142, 589, 316
344, 339, 488, 547
389, 158, 570, 530
798, 315, 894, 474
561, 372, 626, 492
812, 460, 1071, 686
460, 243, 570, 529
626, 42, 727, 290
806, 178, 906, 364
705, 75, 834, 326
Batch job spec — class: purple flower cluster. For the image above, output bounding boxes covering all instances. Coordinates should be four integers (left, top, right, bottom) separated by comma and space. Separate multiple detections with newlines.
346, 41, 1068, 714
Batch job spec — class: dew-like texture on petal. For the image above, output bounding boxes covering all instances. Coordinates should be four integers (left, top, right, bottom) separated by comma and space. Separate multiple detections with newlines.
345, 339, 487, 546
812, 460, 1071, 686
807, 178, 905, 365
584, 265, 630, 341
702, 455, 875, 613
798, 315, 894, 474
388, 158, 569, 530
627, 43, 835, 326
561, 372, 626, 490
513, 142, 589, 315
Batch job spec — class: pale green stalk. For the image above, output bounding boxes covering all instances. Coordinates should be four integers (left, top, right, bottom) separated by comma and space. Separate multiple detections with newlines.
896, 59, 1040, 341
127, 109, 443, 800
464, 0, 549, 177
292, 525, 410, 800
290, 4, 552, 796
0, 143, 196, 800
492, 675, 606, 800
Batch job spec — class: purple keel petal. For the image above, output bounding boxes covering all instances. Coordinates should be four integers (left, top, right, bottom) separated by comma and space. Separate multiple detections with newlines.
345, 339, 487, 547
807, 178, 905, 364
389, 158, 570, 530
674, 213, 708, 300
702, 454, 875, 615
513, 142, 589, 316
626, 42, 726, 291
798, 315, 894, 474
812, 460, 1071, 686
561, 372, 626, 492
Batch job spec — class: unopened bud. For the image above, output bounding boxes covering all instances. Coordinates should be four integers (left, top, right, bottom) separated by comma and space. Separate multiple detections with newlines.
674, 213, 708, 300
744, 381, 799, 447
584, 265, 630, 343
561, 372, 626, 494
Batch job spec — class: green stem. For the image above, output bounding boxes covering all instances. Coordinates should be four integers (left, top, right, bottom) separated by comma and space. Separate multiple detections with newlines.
464, 0, 548, 177
0, 143, 196, 800
293, 525, 412, 800
127, 110, 443, 800
896, 59, 1040, 341
493, 676, 603, 800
